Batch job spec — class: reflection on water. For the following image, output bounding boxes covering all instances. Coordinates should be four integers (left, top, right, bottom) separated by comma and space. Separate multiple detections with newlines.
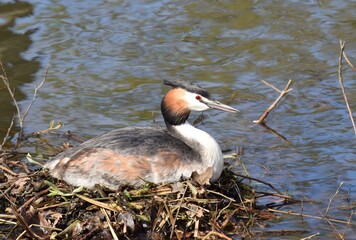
0, 1, 39, 139
4, 0, 356, 238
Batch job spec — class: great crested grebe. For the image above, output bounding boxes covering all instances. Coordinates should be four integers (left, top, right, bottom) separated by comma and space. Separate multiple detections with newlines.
45, 79, 239, 190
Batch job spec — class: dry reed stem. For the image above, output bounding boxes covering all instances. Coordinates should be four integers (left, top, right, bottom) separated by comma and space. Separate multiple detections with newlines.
325, 218, 343, 240
308, 196, 346, 239
15, 230, 27, 240
162, 197, 175, 226
253, 80, 293, 124
170, 183, 188, 239
101, 208, 119, 240
343, 51, 355, 69
0, 214, 17, 220
338, 39, 356, 135
76, 194, 123, 212
0, 218, 17, 225
194, 216, 199, 238
300, 232, 320, 240
325, 181, 343, 216
206, 189, 236, 202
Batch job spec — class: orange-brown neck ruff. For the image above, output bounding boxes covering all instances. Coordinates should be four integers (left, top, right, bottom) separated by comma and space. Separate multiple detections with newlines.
161, 88, 191, 126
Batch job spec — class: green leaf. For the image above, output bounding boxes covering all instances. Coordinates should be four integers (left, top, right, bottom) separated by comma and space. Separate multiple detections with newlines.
26, 153, 44, 168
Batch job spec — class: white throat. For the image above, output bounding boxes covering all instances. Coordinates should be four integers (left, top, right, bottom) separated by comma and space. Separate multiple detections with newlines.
171, 122, 224, 182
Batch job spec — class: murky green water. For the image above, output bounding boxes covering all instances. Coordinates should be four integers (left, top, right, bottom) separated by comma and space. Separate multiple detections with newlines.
1, 0, 355, 238
0, 1, 39, 138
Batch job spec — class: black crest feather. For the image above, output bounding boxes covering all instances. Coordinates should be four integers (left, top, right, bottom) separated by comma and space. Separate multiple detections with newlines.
163, 79, 213, 99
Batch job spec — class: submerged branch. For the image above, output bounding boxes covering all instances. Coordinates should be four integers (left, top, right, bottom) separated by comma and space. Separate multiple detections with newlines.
233, 172, 284, 196
268, 208, 356, 226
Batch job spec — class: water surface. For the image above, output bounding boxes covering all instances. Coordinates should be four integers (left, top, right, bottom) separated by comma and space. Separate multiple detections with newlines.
2, 0, 356, 238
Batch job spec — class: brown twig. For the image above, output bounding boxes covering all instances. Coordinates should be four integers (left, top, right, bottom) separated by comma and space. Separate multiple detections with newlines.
298, 232, 320, 240
0, 59, 49, 139
338, 40, 356, 135
0, 185, 15, 200
343, 50, 355, 69
253, 80, 293, 124
18, 188, 50, 212
0, 164, 19, 176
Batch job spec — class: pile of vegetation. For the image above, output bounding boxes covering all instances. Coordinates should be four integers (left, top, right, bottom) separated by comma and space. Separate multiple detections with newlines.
0, 140, 296, 239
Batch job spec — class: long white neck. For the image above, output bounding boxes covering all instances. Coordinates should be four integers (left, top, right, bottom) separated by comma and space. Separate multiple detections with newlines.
169, 122, 224, 182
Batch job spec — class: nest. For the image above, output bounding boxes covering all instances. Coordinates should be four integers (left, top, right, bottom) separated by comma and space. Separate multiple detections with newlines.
1, 148, 297, 240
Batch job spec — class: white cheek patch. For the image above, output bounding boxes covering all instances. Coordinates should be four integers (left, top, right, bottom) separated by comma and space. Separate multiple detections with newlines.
183, 92, 210, 111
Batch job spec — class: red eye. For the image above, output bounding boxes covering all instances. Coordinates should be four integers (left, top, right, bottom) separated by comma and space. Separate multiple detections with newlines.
195, 95, 201, 101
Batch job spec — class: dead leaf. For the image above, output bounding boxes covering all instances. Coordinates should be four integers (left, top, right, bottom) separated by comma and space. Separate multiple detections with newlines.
13, 176, 30, 194
19, 205, 51, 239
44, 210, 63, 227
6, 172, 29, 194
38, 211, 51, 233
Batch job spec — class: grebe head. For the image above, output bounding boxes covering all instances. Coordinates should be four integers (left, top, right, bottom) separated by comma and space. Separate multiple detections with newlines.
161, 79, 239, 126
